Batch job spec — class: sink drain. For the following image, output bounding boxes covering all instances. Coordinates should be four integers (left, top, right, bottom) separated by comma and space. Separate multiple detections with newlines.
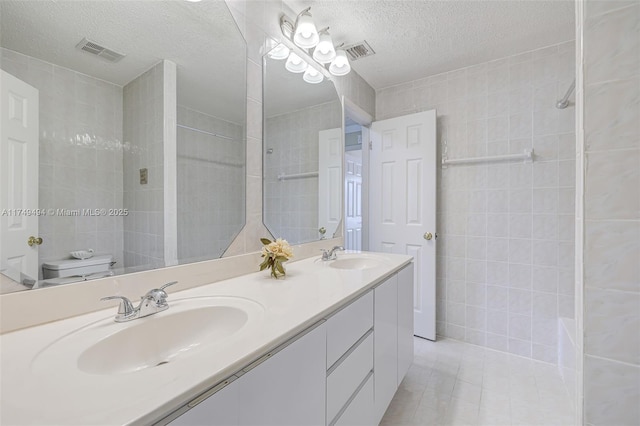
156, 361, 170, 366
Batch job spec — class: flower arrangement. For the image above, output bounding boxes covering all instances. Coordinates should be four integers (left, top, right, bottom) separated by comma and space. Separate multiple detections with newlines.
259, 238, 294, 278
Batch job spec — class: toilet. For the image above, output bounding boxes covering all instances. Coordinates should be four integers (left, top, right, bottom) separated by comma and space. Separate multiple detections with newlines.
41, 255, 115, 286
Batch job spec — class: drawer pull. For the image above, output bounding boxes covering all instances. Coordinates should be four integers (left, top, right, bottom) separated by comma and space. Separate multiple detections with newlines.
329, 370, 374, 426
327, 328, 373, 375
242, 352, 272, 373
188, 377, 234, 408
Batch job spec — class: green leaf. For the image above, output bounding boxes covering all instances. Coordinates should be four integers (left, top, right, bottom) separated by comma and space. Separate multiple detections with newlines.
275, 256, 289, 262
259, 257, 270, 270
276, 261, 285, 274
260, 238, 272, 245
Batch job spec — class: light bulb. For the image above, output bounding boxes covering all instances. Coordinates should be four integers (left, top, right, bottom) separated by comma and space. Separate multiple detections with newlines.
293, 12, 319, 48
268, 43, 290, 60
329, 49, 351, 76
312, 31, 336, 64
303, 67, 324, 84
285, 52, 308, 73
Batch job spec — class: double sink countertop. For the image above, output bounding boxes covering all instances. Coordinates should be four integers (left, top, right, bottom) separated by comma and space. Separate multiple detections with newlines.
0, 252, 412, 425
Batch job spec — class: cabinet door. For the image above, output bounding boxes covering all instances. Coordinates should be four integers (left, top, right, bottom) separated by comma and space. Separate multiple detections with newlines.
397, 264, 414, 385
374, 275, 398, 423
169, 378, 239, 425
238, 323, 326, 426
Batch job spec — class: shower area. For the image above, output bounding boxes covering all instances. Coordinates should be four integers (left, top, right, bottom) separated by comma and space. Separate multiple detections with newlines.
375, 39, 577, 384
123, 61, 247, 270
176, 107, 245, 262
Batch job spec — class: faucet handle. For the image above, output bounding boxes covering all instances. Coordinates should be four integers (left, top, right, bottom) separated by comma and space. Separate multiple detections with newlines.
320, 249, 330, 260
144, 281, 178, 306
160, 281, 178, 291
101, 295, 135, 317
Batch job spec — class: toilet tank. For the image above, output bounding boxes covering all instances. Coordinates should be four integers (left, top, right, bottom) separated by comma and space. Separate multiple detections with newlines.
42, 255, 114, 279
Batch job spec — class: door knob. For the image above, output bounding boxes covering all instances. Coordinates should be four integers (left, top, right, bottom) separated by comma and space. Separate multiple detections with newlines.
423, 232, 433, 241
28, 236, 43, 246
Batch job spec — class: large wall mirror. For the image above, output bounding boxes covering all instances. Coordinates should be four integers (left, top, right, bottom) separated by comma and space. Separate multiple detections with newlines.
0, 1, 246, 293
262, 47, 342, 245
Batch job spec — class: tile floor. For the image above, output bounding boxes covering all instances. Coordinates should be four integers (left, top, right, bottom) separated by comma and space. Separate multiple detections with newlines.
381, 338, 575, 425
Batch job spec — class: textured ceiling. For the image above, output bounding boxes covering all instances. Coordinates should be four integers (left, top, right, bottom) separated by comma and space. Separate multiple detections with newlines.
284, 0, 575, 89
0, 0, 246, 123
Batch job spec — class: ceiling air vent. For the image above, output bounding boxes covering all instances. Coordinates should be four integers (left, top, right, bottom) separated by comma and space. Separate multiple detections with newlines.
343, 41, 375, 61
75, 38, 126, 63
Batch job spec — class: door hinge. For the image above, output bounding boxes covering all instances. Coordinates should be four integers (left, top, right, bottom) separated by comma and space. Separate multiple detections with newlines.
369, 140, 373, 150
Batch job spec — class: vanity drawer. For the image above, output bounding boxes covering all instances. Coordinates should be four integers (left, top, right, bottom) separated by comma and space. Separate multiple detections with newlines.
326, 290, 373, 368
333, 372, 374, 426
326, 331, 373, 423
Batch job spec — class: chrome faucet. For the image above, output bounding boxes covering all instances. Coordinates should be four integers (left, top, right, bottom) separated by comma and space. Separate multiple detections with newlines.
321, 246, 345, 261
101, 281, 178, 322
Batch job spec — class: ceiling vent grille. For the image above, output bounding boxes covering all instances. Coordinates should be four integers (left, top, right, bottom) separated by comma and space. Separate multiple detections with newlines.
343, 41, 375, 61
75, 38, 126, 63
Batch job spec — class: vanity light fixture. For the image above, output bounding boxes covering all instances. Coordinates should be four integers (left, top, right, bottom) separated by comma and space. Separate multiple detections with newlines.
285, 52, 308, 73
293, 7, 319, 49
328, 48, 351, 76
278, 7, 352, 83
312, 28, 336, 64
268, 43, 290, 60
303, 67, 324, 84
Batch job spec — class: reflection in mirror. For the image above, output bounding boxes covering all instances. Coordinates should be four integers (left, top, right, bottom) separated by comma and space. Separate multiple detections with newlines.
344, 117, 364, 251
0, 1, 246, 293
262, 48, 342, 245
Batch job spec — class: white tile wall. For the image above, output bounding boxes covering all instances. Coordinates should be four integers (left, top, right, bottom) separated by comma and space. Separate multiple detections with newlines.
377, 41, 576, 363
177, 105, 245, 262
263, 101, 342, 243
0, 48, 124, 277
581, 1, 640, 424
122, 62, 166, 272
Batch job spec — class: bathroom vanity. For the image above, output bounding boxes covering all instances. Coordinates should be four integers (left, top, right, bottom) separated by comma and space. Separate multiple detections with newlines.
0, 252, 414, 425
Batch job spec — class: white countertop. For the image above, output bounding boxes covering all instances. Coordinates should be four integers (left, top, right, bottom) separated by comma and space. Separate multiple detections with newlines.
0, 252, 412, 426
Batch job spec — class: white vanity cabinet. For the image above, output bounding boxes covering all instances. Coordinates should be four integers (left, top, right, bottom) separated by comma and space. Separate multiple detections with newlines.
237, 321, 326, 425
325, 291, 374, 425
165, 262, 414, 426
374, 273, 399, 423
397, 265, 414, 385
373, 263, 415, 424
167, 322, 326, 426
168, 376, 240, 425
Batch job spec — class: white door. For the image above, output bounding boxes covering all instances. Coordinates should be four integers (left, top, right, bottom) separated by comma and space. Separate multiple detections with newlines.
345, 150, 362, 250
0, 70, 39, 282
318, 128, 342, 240
370, 110, 437, 340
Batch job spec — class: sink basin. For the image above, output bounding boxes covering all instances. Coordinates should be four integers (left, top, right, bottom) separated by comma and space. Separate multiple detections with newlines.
78, 305, 248, 374
31, 296, 264, 376
329, 256, 382, 270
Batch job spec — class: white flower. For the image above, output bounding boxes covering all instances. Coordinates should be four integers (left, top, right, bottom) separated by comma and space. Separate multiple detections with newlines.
262, 238, 293, 260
